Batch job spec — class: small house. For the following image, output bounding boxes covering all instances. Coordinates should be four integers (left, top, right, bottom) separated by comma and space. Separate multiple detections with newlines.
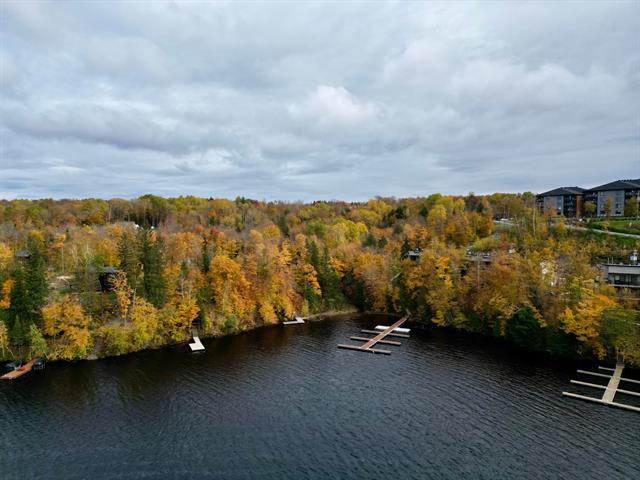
98, 266, 119, 292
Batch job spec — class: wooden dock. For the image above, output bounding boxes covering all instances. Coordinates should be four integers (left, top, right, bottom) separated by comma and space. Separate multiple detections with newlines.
189, 328, 205, 352
1, 359, 37, 380
283, 316, 306, 325
562, 355, 640, 413
337, 314, 410, 355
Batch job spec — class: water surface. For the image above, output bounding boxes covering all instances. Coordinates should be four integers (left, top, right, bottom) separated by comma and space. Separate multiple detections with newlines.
1, 314, 639, 479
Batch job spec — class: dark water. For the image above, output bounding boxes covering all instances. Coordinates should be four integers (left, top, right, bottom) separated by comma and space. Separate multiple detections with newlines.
1, 314, 639, 480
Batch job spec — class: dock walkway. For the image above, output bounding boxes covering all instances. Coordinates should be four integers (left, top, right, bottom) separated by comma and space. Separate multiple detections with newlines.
562, 356, 640, 413
337, 314, 410, 355
1, 359, 37, 380
189, 328, 205, 352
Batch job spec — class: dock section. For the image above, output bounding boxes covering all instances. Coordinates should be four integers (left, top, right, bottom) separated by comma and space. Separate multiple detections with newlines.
189, 328, 205, 352
338, 314, 410, 355
1, 359, 37, 380
562, 355, 640, 413
283, 316, 306, 325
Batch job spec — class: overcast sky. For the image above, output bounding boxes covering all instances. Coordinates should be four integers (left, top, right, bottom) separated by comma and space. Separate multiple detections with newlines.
1, 1, 638, 201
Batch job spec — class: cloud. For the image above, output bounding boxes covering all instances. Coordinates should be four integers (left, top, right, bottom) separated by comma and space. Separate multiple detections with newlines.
0, 0, 638, 201
289, 85, 378, 129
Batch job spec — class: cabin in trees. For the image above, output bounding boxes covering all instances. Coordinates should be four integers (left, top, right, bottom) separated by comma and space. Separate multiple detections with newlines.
406, 249, 422, 261
535, 187, 585, 218
15, 250, 32, 261
583, 179, 640, 217
98, 267, 119, 292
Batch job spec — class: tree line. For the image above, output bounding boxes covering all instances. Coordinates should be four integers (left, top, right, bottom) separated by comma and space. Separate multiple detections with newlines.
0, 193, 638, 365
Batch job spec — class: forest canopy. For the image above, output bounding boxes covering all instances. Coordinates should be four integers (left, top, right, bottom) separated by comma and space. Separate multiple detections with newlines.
0, 193, 638, 365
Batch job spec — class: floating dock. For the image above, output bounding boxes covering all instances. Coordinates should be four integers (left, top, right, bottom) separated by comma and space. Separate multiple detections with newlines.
338, 314, 410, 355
1, 359, 37, 380
562, 355, 640, 413
374, 325, 411, 334
189, 328, 205, 352
283, 316, 306, 325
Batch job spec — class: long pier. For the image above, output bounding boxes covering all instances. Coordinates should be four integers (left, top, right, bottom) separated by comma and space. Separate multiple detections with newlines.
562, 356, 640, 413
337, 314, 410, 355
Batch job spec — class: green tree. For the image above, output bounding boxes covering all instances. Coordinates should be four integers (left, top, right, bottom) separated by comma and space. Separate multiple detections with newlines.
7, 238, 48, 344
584, 201, 596, 217
624, 197, 639, 218
138, 229, 167, 308
28, 324, 48, 358
118, 231, 139, 290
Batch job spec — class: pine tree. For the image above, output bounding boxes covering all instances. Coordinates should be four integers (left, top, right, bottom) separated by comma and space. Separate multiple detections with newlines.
118, 231, 139, 290
7, 265, 29, 343
26, 237, 48, 325
138, 229, 167, 308
7, 237, 48, 344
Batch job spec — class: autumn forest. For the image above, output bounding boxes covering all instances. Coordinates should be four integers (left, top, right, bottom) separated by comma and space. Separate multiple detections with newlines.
0, 193, 638, 366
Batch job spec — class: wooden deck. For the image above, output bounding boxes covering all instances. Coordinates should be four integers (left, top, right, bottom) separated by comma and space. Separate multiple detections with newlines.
338, 314, 409, 355
562, 356, 640, 413
1, 359, 37, 380
360, 329, 409, 338
283, 316, 306, 325
189, 328, 205, 352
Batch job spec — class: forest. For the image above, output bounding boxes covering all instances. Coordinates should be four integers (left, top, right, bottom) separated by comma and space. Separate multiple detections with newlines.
0, 193, 638, 366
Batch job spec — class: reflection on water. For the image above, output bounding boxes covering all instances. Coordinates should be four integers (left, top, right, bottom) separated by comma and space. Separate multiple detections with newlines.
1, 314, 639, 479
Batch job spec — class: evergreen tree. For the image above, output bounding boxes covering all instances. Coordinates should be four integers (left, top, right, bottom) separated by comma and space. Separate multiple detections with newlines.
118, 231, 139, 290
26, 237, 48, 323
138, 229, 167, 308
7, 237, 48, 344
319, 247, 341, 307
200, 236, 211, 274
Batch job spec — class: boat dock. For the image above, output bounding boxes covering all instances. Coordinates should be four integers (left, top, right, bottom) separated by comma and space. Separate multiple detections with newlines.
337, 313, 410, 355
283, 316, 306, 325
189, 328, 205, 352
1, 359, 37, 380
562, 355, 640, 413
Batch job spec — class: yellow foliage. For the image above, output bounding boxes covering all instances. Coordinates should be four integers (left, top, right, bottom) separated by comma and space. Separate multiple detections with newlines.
297, 263, 321, 296
0, 279, 13, 309
164, 297, 199, 342
209, 255, 253, 324
0, 242, 13, 270
42, 295, 92, 360
111, 272, 132, 321
130, 298, 158, 348
258, 300, 278, 324
0, 321, 9, 358
561, 292, 616, 351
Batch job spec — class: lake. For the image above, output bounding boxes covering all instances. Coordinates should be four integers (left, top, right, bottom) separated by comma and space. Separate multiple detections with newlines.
1, 314, 639, 479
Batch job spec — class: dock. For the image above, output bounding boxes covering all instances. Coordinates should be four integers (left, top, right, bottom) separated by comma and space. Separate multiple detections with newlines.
374, 325, 410, 334
189, 328, 205, 352
562, 355, 640, 413
1, 359, 37, 380
337, 313, 410, 355
283, 316, 305, 325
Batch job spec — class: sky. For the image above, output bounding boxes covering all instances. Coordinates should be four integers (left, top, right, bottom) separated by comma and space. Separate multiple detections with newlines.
0, 0, 639, 201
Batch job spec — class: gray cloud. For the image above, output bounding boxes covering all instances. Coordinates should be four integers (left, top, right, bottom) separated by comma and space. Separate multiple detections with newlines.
0, 0, 638, 201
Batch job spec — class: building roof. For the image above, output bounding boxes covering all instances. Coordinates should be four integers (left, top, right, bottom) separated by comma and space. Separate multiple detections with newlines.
585, 179, 640, 192
537, 186, 585, 197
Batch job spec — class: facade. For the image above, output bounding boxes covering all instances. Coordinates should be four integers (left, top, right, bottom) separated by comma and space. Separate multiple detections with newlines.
601, 250, 640, 289
583, 179, 640, 217
536, 187, 585, 217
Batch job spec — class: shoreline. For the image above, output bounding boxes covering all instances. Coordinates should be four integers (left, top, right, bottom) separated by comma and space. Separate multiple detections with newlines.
4, 308, 637, 370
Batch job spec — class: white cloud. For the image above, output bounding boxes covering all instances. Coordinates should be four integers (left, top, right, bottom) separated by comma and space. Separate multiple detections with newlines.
288, 85, 378, 129
0, 0, 638, 200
